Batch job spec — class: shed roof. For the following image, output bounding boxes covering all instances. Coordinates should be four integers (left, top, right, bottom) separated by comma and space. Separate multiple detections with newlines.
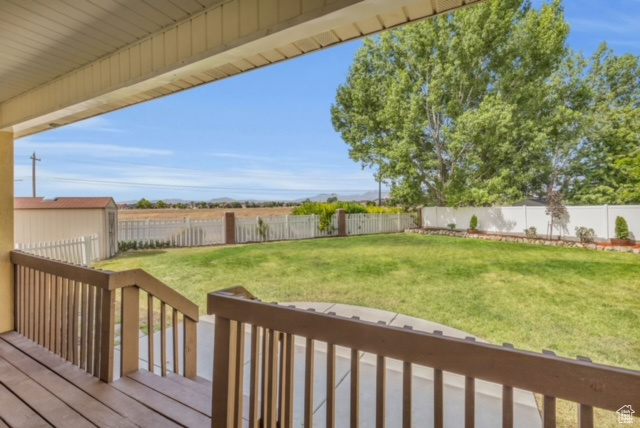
15, 197, 116, 210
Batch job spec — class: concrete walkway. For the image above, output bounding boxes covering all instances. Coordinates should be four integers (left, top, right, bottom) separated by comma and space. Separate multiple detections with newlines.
197, 302, 542, 428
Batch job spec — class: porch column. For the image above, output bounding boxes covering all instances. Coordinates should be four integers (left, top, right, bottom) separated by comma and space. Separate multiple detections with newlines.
0, 131, 14, 333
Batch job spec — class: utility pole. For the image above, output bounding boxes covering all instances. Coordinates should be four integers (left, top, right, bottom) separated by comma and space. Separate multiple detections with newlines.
30, 152, 40, 197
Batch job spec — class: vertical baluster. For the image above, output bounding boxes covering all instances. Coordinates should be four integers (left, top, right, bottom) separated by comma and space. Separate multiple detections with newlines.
248, 325, 260, 428
147, 294, 155, 373
578, 404, 593, 428
304, 338, 315, 428
465, 376, 475, 428
278, 333, 286, 426
67, 280, 75, 360
26, 266, 32, 338
92, 287, 101, 376
86, 285, 94, 373
376, 355, 386, 428
266, 330, 278, 428
15, 265, 22, 334
172, 308, 179, 374
40, 271, 46, 346
73, 281, 81, 366
160, 302, 167, 376
61, 278, 68, 360
402, 361, 412, 428
543, 396, 556, 428
52, 276, 61, 354
234, 321, 245, 428
350, 348, 360, 428
502, 385, 513, 428
434, 368, 444, 428
34, 271, 41, 344
43, 274, 51, 350
261, 329, 270, 423
80, 283, 88, 369
326, 343, 336, 428
29, 268, 35, 341
283, 333, 294, 428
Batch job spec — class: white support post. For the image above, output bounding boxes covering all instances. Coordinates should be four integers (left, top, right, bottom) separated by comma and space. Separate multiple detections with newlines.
523, 205, 528, 231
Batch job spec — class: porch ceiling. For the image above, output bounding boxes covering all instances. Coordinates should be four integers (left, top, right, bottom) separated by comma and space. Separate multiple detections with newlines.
0, 0, 482, 138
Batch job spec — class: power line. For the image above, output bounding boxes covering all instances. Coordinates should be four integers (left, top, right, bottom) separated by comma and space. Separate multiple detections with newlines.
34, 176, 378, 194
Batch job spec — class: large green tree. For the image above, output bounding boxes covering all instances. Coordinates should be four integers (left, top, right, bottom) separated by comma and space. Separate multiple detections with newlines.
565, 45, 640, 204
332, 0, 640, 207
331, 0, 569, 206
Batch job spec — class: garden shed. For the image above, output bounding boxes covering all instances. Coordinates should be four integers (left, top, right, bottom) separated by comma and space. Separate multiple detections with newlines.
14, 197, 118, 261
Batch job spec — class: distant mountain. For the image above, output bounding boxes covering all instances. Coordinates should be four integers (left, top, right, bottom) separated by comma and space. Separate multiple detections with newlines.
118, 191, 387, 205
295, 191, 389, 202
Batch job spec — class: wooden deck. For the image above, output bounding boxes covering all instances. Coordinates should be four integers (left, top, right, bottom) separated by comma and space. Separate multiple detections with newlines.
0, 332, 212, 428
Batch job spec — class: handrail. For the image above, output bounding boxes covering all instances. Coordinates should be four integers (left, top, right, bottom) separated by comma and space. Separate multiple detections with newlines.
208, 287, 640, 428
10, 251, 198, 320
11, 251, 199, 382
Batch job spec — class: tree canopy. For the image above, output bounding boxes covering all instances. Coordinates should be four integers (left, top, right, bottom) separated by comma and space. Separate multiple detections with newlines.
331, 0, 640, 206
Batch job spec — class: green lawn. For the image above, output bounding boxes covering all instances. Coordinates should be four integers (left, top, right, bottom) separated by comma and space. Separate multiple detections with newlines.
96, 233, 640, 372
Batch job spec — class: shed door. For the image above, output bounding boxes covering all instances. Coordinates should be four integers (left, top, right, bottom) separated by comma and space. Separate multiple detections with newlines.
109, 212, 116, 257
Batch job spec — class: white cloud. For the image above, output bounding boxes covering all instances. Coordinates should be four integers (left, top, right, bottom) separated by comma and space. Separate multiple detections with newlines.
16, 140, 173, 158
64, 116, 125, 133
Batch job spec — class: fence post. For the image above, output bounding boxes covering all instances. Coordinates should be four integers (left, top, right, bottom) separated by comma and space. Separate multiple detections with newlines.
81, 236, 91, 266
186, 218, 192, 247
145, 219, 150, 246
285, 215, 290, 240
604, 204, 609, 239
225, 212, 236, 245
415, 207, 422, 228
523, 205, 528, 231
337, 209, 346, 237
434, 206, 438, 228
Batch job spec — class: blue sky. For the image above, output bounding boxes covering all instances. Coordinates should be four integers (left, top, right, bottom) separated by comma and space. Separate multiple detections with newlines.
13, 0, 640, 202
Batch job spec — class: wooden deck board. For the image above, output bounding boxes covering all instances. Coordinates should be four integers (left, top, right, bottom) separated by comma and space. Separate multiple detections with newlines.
0, 384, 51, 428
0, 332, 211, 427
112, 377, 211, 427
0, 339, 134, 428
126, 370, 212, 415
0, 357, 93, 427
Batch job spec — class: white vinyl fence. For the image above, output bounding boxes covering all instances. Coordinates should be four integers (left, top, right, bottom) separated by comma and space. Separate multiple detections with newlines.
347, 213, 416, 235
119, 218, 225, 247
16, 234, 99, 266
423, 205, 640, 241
235, 215, 338, 243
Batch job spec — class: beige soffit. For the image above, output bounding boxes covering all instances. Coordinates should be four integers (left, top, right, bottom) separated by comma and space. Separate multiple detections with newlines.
0, 0, 482, 138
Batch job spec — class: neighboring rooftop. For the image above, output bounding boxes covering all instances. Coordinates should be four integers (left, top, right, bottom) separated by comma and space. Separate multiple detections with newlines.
15, 197, 116, 210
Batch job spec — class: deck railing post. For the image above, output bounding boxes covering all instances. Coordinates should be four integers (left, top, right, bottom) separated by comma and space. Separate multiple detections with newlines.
184, 318, 198, 379
211, 315, 237, 428
99, 288, 116, 383
121, 286, 140, 377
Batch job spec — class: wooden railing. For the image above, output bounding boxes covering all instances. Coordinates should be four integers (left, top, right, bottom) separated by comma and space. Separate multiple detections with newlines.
11, 251, 198, 383
208, 287, 640, 428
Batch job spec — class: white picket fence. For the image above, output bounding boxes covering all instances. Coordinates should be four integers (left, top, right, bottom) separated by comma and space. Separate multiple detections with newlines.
118, 212, 418, 248
119, 218, 225, 247
235, 215, 338, 243
15, 235, 99, 266
423, 205, 640, 241
347, 213, 416, 235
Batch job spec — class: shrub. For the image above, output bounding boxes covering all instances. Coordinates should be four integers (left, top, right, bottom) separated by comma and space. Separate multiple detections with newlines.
256, 217, 269, 241
524, 227, 537, 238
469, 215, 478, 230
615, 216, 630, 240
575, 227, 595, 243
447, 223, 456, 230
